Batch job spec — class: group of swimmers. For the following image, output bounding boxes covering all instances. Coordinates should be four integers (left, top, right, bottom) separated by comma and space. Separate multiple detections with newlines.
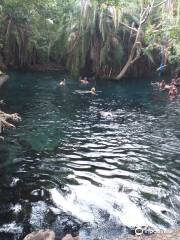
153, 72, 180, 100
59, 76, 97, 95
59, 72, 180, 99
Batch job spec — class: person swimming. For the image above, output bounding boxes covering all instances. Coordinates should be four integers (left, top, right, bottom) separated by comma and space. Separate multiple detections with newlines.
59, 79, 65, 86
171, 78, 177, 85
159, 80, 165, 90
171, 73, 180, 87
159, 80, 171, 91
90, 87, 97, 95
80, 77, 89, 84
164, 84, 171, 91
169, 84, 178, 100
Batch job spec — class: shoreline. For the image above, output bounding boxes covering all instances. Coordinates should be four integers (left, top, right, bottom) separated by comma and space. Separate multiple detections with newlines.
23, 229, 180, 240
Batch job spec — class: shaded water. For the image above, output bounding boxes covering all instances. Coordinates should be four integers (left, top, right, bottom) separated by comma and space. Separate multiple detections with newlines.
0, 72, 179, 240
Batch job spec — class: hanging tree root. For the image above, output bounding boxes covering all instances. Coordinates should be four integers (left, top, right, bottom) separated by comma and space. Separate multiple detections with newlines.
0, 110, 21, 140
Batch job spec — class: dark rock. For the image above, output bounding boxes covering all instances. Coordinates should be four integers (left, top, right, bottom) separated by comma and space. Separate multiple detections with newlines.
45, 209, 57, 225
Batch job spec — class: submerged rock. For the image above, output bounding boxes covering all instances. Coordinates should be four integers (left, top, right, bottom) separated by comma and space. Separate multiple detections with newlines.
23, 229, 55, 240
23, 230, 83, 240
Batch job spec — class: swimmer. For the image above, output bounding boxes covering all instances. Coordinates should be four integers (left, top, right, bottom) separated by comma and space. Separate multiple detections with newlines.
59, 79, 65, 86
159, 80, 165, 90
75, 86, 100, 95
171, 77, 178, 85
171, 77, 180, 87
90, 87, 97, 95
80, 77, 89, 84
169, 84, 178, 100
171, 71, 180, 86
159, 80, 171, 91
164, 84, 171, 91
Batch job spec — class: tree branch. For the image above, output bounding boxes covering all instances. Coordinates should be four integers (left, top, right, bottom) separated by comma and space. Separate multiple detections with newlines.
153, 0, 167, 9
141, 0, 155, 24
119, 22, 138, 32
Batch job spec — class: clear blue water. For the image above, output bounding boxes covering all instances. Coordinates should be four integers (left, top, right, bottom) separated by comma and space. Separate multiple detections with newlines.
0, 71, 179, 240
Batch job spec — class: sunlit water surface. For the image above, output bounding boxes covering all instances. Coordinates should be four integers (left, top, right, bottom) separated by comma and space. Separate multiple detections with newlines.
0, 72, 179, 240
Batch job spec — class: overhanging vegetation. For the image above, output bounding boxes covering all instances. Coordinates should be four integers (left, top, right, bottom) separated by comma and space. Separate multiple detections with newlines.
0, 0, 179, 79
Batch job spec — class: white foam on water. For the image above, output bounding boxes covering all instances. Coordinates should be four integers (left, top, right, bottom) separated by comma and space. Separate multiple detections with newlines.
0, 221, 22, 234
50, 184, 154, 228
10, 203, 22, 214
30, 201, 47, 227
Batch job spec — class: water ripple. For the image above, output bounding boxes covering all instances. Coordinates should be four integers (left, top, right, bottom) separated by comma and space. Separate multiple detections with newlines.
0, 73, 180, 239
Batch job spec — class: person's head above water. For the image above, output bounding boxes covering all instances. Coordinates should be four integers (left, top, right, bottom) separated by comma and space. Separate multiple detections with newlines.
91, 87, 96, 93
59, 79, 65, 86
80, 77, 89, 84
159, 80, 165, 87
84, 77, 89, 83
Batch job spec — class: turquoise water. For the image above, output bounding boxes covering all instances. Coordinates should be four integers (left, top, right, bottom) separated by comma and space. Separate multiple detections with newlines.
0, 71, 179, 240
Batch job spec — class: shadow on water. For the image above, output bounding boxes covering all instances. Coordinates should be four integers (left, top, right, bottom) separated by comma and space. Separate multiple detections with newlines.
0, 71, 179, 239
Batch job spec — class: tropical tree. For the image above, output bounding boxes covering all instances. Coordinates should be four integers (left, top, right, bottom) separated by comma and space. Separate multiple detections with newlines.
0, 0, 179, 78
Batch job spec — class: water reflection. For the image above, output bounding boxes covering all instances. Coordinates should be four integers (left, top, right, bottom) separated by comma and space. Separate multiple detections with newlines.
0, 72, 179, 239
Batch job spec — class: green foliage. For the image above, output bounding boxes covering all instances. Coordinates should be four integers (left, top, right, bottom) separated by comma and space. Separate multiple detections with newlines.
0, 0, 179, 77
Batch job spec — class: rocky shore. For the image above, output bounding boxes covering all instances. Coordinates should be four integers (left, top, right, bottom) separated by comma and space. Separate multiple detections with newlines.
23, 229, 180, 240
23, 230, 81, 240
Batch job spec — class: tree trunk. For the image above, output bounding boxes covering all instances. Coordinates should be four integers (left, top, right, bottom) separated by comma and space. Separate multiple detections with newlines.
115, 1, 155, 80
